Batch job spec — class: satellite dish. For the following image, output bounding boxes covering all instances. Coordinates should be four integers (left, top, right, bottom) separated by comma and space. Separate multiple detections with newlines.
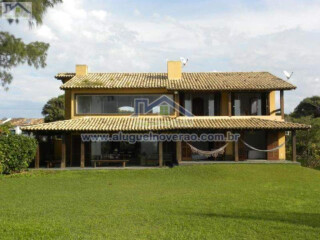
283, 70, 293, 80
180, 57, 189, 67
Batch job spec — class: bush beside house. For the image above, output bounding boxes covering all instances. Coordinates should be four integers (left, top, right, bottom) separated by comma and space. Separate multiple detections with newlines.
0, 134, 37, 174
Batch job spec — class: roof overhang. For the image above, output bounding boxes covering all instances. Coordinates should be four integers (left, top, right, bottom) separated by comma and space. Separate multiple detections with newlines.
21, 117, 311, 133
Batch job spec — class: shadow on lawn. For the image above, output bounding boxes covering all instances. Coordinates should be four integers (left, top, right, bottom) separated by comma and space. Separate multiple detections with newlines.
188, 211, 320, 228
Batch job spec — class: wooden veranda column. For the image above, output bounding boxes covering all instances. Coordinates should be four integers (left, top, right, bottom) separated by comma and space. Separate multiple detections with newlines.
228, 92, 232, 117
61, 134, 66, 168
234, 140, 239, 162
35, 141, 40, 169
292, 130, 296, 162
174, 92, 180, 117
80, 140, 85, 168
159, 141, 163, 167
176, 141, 182, 164
280, 90, 285, 119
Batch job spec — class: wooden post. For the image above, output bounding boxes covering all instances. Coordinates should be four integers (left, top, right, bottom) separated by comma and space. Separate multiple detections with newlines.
159, 141, 163, 167
228, 92, 232, 117
280, 90, 284, 119
292, 130, 296, 162
35, 142, 40, 169
174, 92, 180, 117
81, 140, 85, 168
61, 134, 66, 168
176, 141, 182, 164
69, 135, 73, 167
234, 140, 239, 162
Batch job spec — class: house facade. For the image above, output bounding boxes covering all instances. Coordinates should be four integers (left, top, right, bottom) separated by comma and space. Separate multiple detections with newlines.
22, 61, 310, 168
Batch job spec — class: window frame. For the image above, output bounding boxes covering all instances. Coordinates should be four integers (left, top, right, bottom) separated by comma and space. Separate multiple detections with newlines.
232, 92, 268, 116
74, 93, 175, 116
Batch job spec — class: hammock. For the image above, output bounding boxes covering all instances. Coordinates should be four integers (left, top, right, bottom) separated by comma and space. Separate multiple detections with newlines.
186, 142, 229, 158
240, 139, 285, 152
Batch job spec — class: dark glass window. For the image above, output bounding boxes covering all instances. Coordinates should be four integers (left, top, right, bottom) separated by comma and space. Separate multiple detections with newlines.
233, 92, 268, 116
183, 93, 220, 116
76, 94, 174, 115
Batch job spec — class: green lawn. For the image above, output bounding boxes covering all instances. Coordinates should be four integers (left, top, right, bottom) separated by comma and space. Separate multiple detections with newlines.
0, 165, 320, 240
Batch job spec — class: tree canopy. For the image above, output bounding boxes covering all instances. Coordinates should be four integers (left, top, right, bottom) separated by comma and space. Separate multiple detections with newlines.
287, 95, 320, 168
291, 96, 320, 118
0, 0, 62, 90
41, 94, 65, 122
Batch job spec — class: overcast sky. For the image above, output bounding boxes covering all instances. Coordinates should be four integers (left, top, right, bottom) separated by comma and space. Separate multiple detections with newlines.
1, 0, 320, 118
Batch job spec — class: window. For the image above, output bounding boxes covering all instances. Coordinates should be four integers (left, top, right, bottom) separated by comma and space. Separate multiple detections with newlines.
233, 93, 267, 116
183, 93, 220, 116
76, 94, 174, 115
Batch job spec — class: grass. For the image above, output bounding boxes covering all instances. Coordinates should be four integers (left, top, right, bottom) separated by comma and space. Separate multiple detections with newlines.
0, 165, 320, 239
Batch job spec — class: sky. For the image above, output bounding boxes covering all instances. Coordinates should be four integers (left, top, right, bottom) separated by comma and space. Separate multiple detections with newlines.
1, 0, 320, 118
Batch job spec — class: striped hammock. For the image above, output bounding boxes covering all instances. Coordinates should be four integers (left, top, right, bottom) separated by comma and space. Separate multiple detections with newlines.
186, 142, 229, 158
240, 139, 285, 152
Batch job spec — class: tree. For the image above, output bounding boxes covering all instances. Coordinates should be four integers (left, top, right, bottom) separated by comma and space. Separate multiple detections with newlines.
0, 122, 12, 135
291, 96, 320, 118
286, 96, 320, 168
0, 0, 62, 90
42, 94, 65, 122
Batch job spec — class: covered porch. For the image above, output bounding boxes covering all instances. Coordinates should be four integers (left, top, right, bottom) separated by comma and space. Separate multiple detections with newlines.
34, 133, 176, 168
21, 116, 310, 169
32, 130, 300, 169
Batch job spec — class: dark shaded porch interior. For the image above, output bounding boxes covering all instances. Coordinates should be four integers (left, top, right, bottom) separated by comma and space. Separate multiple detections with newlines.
33, 129, 297, 168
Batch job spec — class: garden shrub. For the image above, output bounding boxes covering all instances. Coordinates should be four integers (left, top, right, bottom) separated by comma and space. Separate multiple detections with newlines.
0, 134, 37, 174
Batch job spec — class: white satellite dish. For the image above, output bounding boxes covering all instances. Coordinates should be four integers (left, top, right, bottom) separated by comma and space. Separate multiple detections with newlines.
283, 70, 293, 80
180, 57, 188, 67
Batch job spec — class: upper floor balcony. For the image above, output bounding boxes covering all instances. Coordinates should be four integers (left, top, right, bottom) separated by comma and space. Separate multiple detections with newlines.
73, 90, 284, 120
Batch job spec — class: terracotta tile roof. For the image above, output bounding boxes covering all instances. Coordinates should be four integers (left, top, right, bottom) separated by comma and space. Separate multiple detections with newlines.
0, 118, 44, 126
59, 72, 295, 91
61, 73, 168, 89
168, 72, 295, 91
55, 73, 75, 80
21, 117, 310, 132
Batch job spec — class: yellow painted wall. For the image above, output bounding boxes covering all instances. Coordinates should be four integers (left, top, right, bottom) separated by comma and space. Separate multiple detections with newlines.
278, 131, 286, 160
221, 92, 229, 116
269, 91, 276, 116
167, 61, 182, 80
75, 65, 88, 76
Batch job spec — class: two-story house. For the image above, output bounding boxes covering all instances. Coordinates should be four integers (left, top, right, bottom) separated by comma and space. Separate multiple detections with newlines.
22, 61, 310, 168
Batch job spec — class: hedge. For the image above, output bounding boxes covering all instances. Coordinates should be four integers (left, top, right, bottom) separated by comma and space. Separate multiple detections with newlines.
0, 134, 38, 174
